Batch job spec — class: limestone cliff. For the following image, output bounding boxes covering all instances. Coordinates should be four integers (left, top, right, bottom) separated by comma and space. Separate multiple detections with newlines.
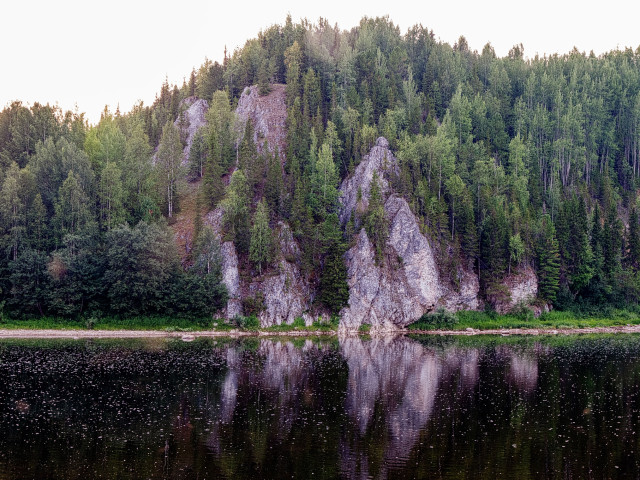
204, 207, 242, 318
235, 84, 287, 161
339, 137, 479, 331
175, 97, 208, 165
208, 86, 539, 328
206, 206, 313, 325
249, 222, 314, 326
491, 266, 538, 314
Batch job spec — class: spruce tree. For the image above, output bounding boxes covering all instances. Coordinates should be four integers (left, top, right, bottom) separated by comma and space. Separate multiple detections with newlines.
249, 200, 272, 275
265, 148, 283, 216
364, 172, 388, 263
537, 215, 560, 303
628, 207, 640, 268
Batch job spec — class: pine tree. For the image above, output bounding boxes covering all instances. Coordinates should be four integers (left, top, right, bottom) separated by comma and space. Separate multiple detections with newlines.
258, 59, 272, 96
265, 148, 283, 216
537, 214, 560, 303
249, 200, 272, 275
205, 154, 225, 208
222, 170, 251, 254
364, 172, 388, 263
319, 248, 350, 313
310, 142, 339, 218
603, 205, 623, 281
628, 207, 640, 268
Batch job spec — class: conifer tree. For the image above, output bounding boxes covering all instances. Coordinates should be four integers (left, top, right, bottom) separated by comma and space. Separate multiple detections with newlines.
628, 207, 640, 268
537, 214, 560, 303
364, 172, 388, 263
222, 170, 251, 254
265, 149, 283, 216
249, 200, 272, 275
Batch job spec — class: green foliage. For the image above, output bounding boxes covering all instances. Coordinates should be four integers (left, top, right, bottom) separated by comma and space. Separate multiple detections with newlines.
235, 315, 260, 330
155, 121, 184, 218
249, 200, 273, 274
8, 16, 640, 321
242, 293, 265, 318
363, 172, 388, 263
222, 170, 251, 254
412, 308, 459, 330
204, 91, 235, 207
537, 215, 561, 303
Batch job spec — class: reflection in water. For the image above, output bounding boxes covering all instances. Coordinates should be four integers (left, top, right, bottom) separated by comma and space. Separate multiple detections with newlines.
340, 337, 443, 479
1, 335, 640, 479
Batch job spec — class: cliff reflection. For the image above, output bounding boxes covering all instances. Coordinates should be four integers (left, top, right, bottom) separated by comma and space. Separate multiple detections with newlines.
3, 336, 639, 479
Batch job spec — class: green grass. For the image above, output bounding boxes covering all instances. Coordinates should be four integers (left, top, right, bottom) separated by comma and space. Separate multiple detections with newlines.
263, 316, 338, 333
407, 309, 640, 331
0, 315, 230, 332
3, 308, 640, 333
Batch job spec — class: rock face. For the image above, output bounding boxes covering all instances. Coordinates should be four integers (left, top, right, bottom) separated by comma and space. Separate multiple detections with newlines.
249, 222, 314, 326
339, 137, 479, 331
204, 207, 242, 319
235, 84, 287, 161
175, 97, 209, 166
206, 207, 312, 324
493, 266, 538, 314
339, 137, 397, 224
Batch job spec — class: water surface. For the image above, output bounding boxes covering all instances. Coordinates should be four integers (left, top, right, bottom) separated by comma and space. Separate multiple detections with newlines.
1, 335, 639, 479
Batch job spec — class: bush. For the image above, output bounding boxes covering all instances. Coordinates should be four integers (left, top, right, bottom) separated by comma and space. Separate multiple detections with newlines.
510, 303, 534, 322
234, 315, 259, 330
415, 308, 458, 330
242, 293, 265, 317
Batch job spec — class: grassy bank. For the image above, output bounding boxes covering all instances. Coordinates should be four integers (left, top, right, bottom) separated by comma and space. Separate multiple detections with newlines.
0, 314, 337, 333
407, 309, 640, 331
2, 309, 640, 333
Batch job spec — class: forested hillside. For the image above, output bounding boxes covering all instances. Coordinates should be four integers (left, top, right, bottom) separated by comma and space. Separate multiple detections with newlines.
2, 15, 640, 321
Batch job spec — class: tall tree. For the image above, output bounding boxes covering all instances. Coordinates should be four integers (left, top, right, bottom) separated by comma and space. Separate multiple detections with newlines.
537, 214, 560, 302
155, 121, 184, 218
249, 200, 272, 274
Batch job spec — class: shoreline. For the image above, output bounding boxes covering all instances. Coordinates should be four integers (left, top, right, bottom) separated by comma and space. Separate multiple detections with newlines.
1, 324, 640, 339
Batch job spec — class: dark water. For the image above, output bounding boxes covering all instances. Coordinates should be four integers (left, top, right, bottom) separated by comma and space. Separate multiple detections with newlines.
1, 335, 640, 479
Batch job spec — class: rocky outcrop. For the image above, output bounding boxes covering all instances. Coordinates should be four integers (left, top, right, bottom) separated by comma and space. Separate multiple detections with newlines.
235, 84, 287, 161
204, 207, 242, 318
206, 207, 313, 324
175, 97, 208, 166
252, 222, 314, 326
338, 138, 479, 331
339, 137, 398, 224
492, 266, 538, 314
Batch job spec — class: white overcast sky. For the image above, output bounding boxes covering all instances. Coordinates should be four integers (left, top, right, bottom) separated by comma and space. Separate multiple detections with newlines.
2, 0, 639, 125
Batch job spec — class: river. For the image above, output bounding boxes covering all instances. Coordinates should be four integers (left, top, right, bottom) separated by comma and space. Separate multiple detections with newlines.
1, 334, 639, 479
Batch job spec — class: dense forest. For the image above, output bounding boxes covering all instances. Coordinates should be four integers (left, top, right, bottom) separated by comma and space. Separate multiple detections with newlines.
2, 15, 640, 320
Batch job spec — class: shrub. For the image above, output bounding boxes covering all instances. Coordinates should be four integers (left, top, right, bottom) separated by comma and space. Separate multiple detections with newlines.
235, 315, 259, 330
415, 308, 458, 330
242, 293, 265, 317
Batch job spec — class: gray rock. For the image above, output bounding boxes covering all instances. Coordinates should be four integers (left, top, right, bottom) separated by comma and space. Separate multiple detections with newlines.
235, 84, 287, 161
175, 97, 209, 166
493, 266, 538, 314
204, 207, 242, 318
252, 222, 313, 326
339, 137, 482, 331
339, 136, 399, 224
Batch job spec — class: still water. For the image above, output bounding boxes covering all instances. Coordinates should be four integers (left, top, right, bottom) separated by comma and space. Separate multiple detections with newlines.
1, 335, 640, 479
